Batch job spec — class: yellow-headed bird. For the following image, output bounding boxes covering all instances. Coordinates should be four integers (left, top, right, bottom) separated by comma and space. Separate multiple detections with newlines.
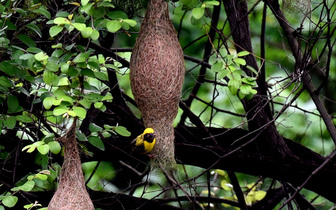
132, 128, 156, 154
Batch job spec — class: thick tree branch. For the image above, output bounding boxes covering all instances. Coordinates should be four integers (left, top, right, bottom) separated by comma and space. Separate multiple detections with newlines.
223, 0, 292, 156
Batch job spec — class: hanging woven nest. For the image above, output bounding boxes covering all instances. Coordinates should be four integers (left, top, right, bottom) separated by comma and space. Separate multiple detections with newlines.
48, 120, 94, 210
130, 0, 185, 170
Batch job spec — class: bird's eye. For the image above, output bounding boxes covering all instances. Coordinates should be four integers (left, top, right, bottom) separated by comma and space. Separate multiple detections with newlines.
144, 133, 155, 142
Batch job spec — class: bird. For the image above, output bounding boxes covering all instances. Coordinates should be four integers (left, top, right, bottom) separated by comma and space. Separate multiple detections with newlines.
131, 128, 156, 154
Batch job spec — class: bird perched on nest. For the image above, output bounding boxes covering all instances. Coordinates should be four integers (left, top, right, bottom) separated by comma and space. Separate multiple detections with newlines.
131, 128, 156, 155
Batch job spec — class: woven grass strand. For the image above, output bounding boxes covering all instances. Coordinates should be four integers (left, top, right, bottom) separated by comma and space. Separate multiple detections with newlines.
130, 0, 185, 170
48, 120, 94, 210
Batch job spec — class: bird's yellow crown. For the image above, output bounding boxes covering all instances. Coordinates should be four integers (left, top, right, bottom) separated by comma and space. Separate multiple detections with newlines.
134, 127, 156, 154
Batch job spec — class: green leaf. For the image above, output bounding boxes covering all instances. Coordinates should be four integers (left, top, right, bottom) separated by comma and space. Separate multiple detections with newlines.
43, 97, 54, 109
52, 43, 63, 49
211, 61, 223, 72
228, 79, 240, 95
22, 145, 35, 153
241, 77, 256, 85
107, 11, 128, 19
37, 144, 49, 155
81, 0, 90, 6
114, 126, 131, 137
81, 27, 93, 38
233, 58, 246, 66
94, 102, 103, 109
0, 76, 12, 87
61, 63, 70, 73
7, 94, 20, 113
79, 98, 91, 109
203, 1, 220, 7
35, 52, 49, 61
237, 51, 250, 57
2, 196, 18, 208
246, 65, 259, 75
253, 190, 266, 201
46, 62, 59, 72
77, 130, 88, 141
89, 123, 103, 132
18, 34, 36, 47
67, 110, 77, 117
106, 20, 122, 33
72, 106, 86, 119
4, 117, 16, 129
48, 141, 61, 154
19, 53, 34, 60
49, 25, 64, 37
11, 180, 35, 192
33, 6, 51, 19
26, 24, 42, 38
81, 69, 95, 77
192, 7, 205, 19
53, 106, 69, 116
35, 174, 48, 180
240, 84, 252, 95
98, 1, 115, 8
53, 17, 70, 25
91, 29, 99, 40
81, 2, 93, 14
43, 71, 59, 86
72, 23, 86, 31
16, 115, 33, 123
73, 52, 90, 63
123, 19, 137, 27
88, 136, 105, 151
58, 77, 70, 86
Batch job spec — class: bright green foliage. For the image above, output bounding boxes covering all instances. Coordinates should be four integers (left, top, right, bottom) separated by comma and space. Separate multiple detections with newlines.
210, 50, 258, 99
176, 0, 220, 21
0, 0, 137, 207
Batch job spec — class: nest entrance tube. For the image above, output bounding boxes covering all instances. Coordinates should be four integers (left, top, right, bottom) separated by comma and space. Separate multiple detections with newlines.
48, 120, 94, 210
130, 0, 185, 170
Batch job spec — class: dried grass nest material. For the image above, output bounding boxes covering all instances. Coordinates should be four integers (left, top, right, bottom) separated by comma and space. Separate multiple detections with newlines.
48, 121, 94, 210
130, 0, 185, 170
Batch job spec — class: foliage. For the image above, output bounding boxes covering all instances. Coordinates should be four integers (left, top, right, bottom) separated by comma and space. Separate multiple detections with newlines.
0, 0, 336, 209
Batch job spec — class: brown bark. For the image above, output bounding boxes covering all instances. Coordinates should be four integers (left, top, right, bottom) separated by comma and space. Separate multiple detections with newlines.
222, 0, 292, 157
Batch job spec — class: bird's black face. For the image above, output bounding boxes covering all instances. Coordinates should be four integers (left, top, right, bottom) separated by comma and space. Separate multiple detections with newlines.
144, 133, 155, 143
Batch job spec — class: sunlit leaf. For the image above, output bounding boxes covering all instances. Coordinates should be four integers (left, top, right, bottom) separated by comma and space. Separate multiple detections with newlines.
106, 20, 122, 33
72, 106, 86, 119
72, 23, 86, 31
192, 7, 204, 19
81, 27, 93, 38
73, 52, 90, 63
2, 196, 18, 208
37, 144, 49, 155
49, 25, 64, 37
43, 71, 59, 86
114, 126, 131, 137
11, 180, 35, 192
237, 51, 250, 57
48, 141, 61, 154
53, 106, 69, 116
211, 61, 223, 73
